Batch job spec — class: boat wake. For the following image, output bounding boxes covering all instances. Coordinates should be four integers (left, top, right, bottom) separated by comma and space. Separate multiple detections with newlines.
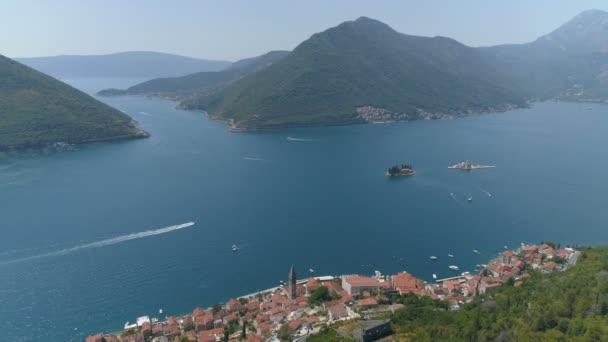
242, 157, 269, 162
287, 137, 315, 142
478, 187, 492, 197
0, 222, 195, 266
138, 111, 152, 116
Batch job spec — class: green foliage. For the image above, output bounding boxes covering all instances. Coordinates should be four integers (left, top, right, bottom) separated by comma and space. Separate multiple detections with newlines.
212, 303, 222, 313
120, 329, 137, 337
197, 17, 526, 129
0, 55, 146, 149
314, 247, 608, 341
238, 297, 249, 305
308, 286, 340, 306
387, 164, 413, 176
277, 323, 293, 341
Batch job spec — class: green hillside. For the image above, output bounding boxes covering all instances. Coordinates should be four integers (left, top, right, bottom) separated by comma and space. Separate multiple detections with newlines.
197, 17, 527, 130
0, 55, 147, 150
98, 51, 289, 99
311, 246, 608, 341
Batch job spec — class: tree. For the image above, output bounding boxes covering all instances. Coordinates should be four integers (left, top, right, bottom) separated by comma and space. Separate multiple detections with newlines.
223, 329, 229, 342
277, 323, 293, 341
241, 322, 247, 340
213, 303, 222, 313
308, 286, 332, 305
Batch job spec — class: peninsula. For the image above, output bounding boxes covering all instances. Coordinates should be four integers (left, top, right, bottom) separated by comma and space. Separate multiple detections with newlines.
0, 55, 148, 150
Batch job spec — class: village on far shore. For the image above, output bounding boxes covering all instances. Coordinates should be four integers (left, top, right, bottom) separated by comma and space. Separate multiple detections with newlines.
86, 243, 580, 342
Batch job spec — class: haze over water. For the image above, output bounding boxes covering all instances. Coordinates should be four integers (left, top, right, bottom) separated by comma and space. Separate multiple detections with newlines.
2, 78, 608, 341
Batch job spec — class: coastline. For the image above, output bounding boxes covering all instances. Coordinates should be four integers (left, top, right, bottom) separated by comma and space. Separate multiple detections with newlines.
89, 243, 581, 342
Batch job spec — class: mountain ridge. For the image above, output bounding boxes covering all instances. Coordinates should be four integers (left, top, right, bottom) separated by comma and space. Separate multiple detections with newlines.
106, 10, 608, 131
17, 51, 231, 78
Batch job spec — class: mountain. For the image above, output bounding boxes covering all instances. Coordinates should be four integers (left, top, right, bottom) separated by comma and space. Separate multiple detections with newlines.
107, 10, 608, 131
97, 51, 289, 100
0, 55, 148, 150
195, 17, 528, 130
16, 51, 231, 78
483, 9, 608, 100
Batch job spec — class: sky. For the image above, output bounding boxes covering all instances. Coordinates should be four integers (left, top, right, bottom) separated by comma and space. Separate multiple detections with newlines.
2, 0, 607, 61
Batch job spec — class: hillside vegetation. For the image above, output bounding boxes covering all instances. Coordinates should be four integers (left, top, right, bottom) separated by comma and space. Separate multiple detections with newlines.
198, 17, 526, 130
310, 246, 608, 341
0, 55, 147, 149
98, 51, 289, 101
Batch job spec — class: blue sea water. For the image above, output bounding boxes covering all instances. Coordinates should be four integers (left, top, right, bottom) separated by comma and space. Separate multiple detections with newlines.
1, 78, 608, 341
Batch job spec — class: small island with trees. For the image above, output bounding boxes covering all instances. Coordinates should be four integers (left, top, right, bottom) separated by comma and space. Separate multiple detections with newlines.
386, 164, 416, 177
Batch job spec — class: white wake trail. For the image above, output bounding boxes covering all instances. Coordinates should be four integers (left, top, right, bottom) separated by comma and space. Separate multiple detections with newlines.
287, 137, 316, 142
242, 157, 269, 162
139, 111, 152, 116
0, 222, 195, 266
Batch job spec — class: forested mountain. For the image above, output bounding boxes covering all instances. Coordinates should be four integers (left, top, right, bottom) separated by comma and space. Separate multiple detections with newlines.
17, 51, 231, 78
199, 17, 526, 130
107, 10, 608, 131
0, 55, 147, 149
98, 51, 289, 100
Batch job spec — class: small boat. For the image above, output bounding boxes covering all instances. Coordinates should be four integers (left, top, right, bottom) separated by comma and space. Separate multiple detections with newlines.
504, 245, 508, 249
448, 254, 454, 258
432, 274, 437, 280
467, 197, 473, 202
481, 264, 488, 268
430, 256, 438, 260
309, 268, 314, 273
472, 249, 480, 254
159, 309, 163, 315
449, 265, 460, 271
232, 245, 239, 252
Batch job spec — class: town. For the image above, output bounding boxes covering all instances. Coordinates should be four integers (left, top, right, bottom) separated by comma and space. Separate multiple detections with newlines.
86, 243, 580, 342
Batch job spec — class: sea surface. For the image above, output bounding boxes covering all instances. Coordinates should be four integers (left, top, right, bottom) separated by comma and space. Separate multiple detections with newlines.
2, 78, 608, 341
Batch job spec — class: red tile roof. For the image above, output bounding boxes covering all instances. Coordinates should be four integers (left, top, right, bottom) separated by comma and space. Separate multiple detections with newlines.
359, 298, 378, 306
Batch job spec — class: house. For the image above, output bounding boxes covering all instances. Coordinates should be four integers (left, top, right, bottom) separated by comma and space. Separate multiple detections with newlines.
222, 312, 239, 325
522, 245, 539, 254
502, 251, 514, 264
359, 298, 378, 308
226, 298, 241, 312
392, 272, 426, 296
288, 319, 302, 331
198, 327, 224, 342
353, 320, 393, 342
328, 303, 350, 321
85, 333, 105, 342
196, 311, 215, 331
543, 261, 557, 272
341, 275, 391, 295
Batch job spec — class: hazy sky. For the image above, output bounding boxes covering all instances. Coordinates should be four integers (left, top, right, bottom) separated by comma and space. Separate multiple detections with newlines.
3, 0, 607, 61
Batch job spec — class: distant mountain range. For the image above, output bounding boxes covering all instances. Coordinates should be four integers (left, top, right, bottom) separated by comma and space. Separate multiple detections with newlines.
98, 51, 289, 100
101, 10, 608, 131
16, 51, 231, 78
0, 55, 148, 150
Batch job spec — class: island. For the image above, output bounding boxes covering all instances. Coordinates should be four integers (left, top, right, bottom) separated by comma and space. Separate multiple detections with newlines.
448, 160, 496, 170
386, 164, 416, 177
